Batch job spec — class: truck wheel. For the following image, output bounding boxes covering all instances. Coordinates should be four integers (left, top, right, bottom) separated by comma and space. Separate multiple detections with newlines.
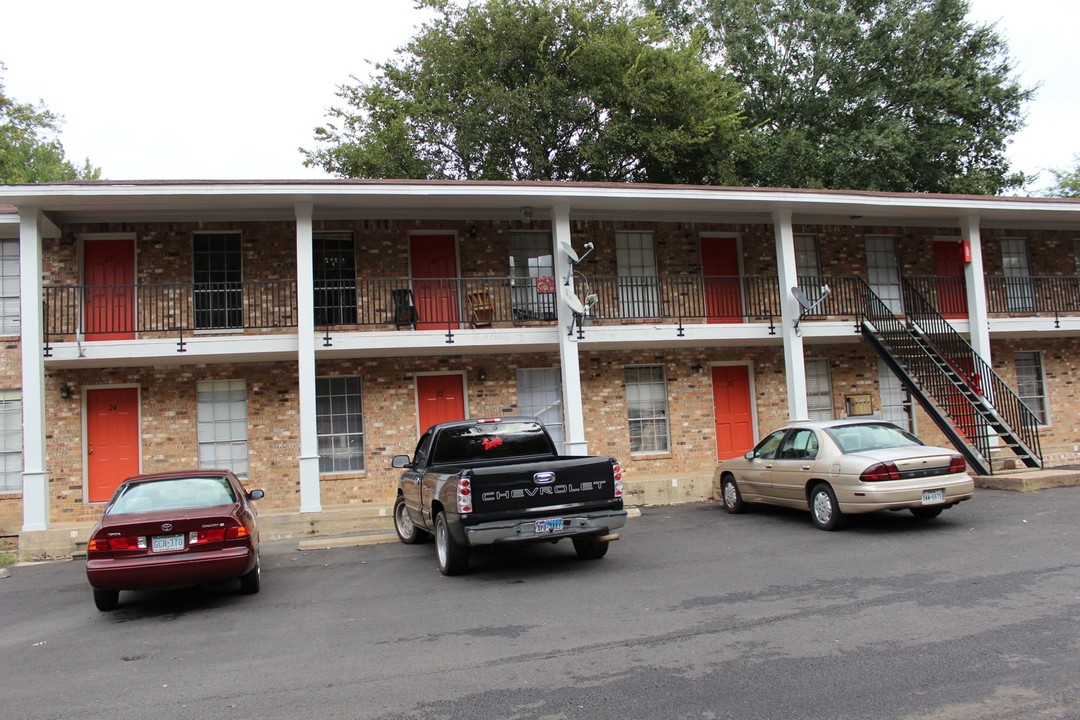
572, 537, 609, 560
435, 511, 469, 576
394, 495, 429, 544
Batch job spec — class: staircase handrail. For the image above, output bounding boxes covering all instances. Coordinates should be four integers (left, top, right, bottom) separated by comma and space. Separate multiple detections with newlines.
901, 278, 1042, 466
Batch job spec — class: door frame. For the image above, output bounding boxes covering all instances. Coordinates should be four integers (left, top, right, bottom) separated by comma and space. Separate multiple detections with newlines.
79, 232, 138, 340
407, 230, 462, 329
699, 232, 745, 324
709, 360, 758, 459
82, 383, 142, 504
413, 371, 469, 436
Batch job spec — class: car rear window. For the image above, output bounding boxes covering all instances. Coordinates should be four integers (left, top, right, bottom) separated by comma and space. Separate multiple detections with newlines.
107, 476, 237, 514
826, 423, 924, 454
432, 421, 555, 465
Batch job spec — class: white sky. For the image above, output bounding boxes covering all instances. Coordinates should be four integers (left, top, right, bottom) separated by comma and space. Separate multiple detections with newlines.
2, 0, 1076, 194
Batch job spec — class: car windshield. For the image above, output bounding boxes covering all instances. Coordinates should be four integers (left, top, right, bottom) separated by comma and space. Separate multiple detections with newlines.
826, 423, 925, 454
106, 476, 237, 514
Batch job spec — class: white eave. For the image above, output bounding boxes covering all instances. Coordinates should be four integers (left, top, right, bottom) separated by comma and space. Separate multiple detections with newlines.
1, 179, 1079, 229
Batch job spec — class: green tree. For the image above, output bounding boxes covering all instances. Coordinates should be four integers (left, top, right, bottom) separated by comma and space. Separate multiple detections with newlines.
1, 64, 101, 183
303, 0, 748, 183
645, 0, 1034, 194
1043, 156, 1080, 198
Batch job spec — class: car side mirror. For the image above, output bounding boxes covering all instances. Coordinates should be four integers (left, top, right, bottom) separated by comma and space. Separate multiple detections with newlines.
744, 450, 755, 460
391, 455, 412, 469
248, 489, 265, 501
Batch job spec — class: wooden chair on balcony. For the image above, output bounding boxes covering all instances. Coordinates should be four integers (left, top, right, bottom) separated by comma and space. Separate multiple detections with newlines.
391, 288, 418, 330
467, 290, 494, 328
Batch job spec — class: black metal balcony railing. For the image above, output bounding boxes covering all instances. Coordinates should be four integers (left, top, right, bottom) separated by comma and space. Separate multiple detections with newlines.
907, 275, 1080, 325
41, 273, 1080, 353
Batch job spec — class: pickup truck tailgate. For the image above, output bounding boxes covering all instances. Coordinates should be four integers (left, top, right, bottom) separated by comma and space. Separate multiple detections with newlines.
467, 457, 619, 514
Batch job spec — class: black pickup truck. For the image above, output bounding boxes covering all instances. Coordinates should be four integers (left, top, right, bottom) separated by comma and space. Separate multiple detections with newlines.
391, 417, 626, 575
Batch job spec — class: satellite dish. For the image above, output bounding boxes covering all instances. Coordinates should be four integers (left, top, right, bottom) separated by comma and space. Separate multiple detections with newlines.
560, 242, 580, 265
561, 285, 585, 315
791, 286, 813, 311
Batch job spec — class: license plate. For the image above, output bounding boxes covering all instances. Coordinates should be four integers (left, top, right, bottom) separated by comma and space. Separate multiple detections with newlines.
921, 489, 945, 505
534, 518, 564, 534
152, 534, 185, 552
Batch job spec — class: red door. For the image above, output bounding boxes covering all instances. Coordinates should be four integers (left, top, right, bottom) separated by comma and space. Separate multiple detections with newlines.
84, 240, 136, 340
712, 365, 755, 460
86, 387, 141, 503
934, 241, 967, 319
416, 374, 466, 433
701, 236, 743, 323
410, 235, 459, 330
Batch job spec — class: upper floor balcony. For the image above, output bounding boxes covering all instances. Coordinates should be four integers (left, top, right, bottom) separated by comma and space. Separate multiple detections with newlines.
40, 272, 1080, 365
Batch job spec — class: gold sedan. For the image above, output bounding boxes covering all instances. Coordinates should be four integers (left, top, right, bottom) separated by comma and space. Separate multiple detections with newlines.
713, 420, 975, 530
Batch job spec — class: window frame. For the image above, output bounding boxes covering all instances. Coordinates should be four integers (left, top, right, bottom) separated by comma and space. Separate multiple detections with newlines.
625, 365, 670, 455
0, 391, 22, 493
193, 231, 243, 330
1015, 351, 1049, 426
516, 368, 564, 452
316, 375, 366, 474
0, 239, 20, 336
313, 231, 358, 326
196, 379, 249, 476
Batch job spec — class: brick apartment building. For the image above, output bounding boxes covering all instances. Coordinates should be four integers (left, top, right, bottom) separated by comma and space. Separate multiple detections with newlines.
1, 180, 1078, 555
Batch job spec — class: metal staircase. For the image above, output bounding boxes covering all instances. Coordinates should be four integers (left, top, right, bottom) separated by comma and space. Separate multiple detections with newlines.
856, 278, 1042, 475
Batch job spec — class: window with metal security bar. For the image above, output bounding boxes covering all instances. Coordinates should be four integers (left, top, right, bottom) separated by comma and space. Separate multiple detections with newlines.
314, 232, 357, 325
517, 368, 564, 451
795, 234, 826, 315
1015, 352, 1048, 425
1, 240, 19, 335
0, 392, 21, 493
805, 359, 834, 421
877, 359, 914, 432
196, 379, 249, 476
508, 231, 556, 320
866, 236, 902, 314
626, 365, 670, 454
316, 376, 365, 473
616, 231, 660, 319
193, 232, 242, 330
1001, 238, 1034, 312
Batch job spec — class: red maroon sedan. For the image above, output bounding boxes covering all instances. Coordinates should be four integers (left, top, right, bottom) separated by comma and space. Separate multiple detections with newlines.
85, 470, 264, 611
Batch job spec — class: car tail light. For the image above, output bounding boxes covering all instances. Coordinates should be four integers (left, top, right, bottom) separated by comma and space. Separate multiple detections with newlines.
458, 477, 472, 513
948, 455, 966, 473
227, 524, 251, 539
860, 462, 901, 482
89, 535, 147, 551
612, 461, 623, 498
189, 527, 227, 545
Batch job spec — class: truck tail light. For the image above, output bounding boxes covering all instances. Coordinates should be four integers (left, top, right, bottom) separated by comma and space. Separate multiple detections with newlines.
458, 477, 472, 513
612, 461, 623, 498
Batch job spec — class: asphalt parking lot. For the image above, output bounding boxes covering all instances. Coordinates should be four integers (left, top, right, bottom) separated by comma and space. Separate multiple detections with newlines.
3, 488, 1080, 720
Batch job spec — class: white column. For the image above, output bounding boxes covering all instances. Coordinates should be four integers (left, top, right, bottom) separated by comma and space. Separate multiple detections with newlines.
961, 216, 992, 364
773, 209, 809, 420
295, 203, 322, 512
19, 210, 48, 531
552, 206, 588, 456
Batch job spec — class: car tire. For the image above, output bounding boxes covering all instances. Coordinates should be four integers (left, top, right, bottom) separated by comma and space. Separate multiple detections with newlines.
572, 537, 610, 560
720, 474, 745, 514
394, 495, 428, 545
239, 552, 261, 595
93, 588, 119, 612
910, 506, 944, 520
435, 511, 469, 576
809, 483, 844, 531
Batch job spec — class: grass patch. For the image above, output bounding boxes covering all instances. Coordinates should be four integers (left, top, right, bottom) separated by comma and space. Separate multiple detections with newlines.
0, 551, 17, 567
